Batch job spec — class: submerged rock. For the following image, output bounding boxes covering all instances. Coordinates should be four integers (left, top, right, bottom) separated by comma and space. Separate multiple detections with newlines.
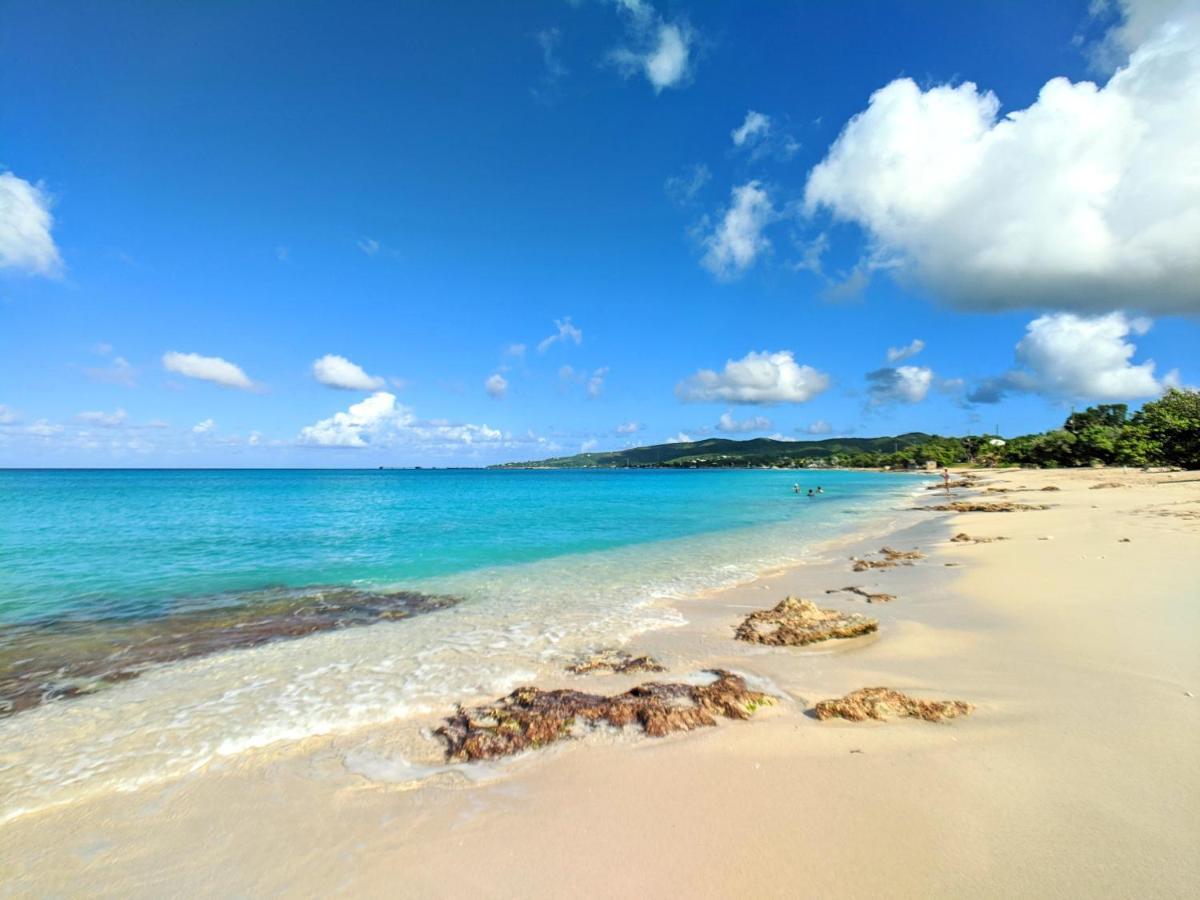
923, 501, 1049, 513
813, 687, 972, 723
735, 596, 878, 646
435, 670, 773, 761
825, 586, 896, 604
566, 650, 666, 676
0, 587, 462, 717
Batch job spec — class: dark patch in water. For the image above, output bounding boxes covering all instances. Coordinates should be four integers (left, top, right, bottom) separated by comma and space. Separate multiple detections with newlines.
0, 588, 461, 717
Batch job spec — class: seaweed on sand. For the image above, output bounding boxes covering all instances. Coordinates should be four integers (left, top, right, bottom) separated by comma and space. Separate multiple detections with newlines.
813, 687, 972, 723
734, 596, 878, 646
923, 501, 1049, 513
435, 670, 773, 761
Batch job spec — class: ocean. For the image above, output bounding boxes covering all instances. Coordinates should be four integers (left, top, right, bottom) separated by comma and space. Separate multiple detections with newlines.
0, 467, 918, 819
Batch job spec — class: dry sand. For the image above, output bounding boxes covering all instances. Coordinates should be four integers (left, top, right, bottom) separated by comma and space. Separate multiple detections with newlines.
2, 468, 1198, 898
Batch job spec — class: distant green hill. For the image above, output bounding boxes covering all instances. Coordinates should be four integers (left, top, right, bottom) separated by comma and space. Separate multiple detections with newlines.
492, 433, 935, 469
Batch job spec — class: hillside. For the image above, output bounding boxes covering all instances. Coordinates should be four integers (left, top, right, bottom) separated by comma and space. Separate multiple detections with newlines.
492, 433, 935, 469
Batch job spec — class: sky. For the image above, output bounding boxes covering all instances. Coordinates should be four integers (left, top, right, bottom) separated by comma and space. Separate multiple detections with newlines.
1, 0, 1197, 466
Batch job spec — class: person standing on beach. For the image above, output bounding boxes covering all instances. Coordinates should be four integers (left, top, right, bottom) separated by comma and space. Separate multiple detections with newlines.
942, 467, 951, 493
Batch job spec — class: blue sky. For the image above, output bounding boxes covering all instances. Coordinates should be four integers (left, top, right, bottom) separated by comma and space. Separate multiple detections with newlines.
1, 0, 1196, 466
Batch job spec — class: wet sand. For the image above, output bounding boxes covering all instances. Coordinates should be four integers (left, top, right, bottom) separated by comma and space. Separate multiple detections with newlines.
2, 467, 1198, 897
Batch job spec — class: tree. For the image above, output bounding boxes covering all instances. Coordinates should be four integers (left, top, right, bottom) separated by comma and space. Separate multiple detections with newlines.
1125, 389, 1200, 469
1064, 404, 1127, 434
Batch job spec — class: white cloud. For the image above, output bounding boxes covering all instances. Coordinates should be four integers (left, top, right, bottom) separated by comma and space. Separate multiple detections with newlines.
24, 419, 62, 437
801, 420, 833, 435
586, 367, 608, 399
666, 431, 693, 444
312, 354, 385, 391
717, 411, 772, 433
162, 351, 254, 390
192, 418, 215, 434
0, 404, 19, 425
538, 317, 583, 353
969, 311, 1176, 403
615, 420, 641, 434
804, 6, 1200, 313
677, 350, 831, 405
665, 163, 711, 206
0, 171, 61, 276
702, 181, 774, 280
485, 373, 508, 399
866, 365, 935, 405
532, 27, 568, 102
298, 392, 502, 449
886, 339, 925, 363
504, 343, 527, 358
248, 431, 262, 446
610, 1, 694, 93
85, 356, 137, 387
731, 111, 771, 147
77, 409, 128, 427
357, 237, 380, 256
580, 438, 599, 452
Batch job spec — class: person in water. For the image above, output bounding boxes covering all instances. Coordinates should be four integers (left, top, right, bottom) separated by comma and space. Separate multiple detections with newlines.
816, 486, 824, 494
793, 484, 801, 494
807, 489, 814, 497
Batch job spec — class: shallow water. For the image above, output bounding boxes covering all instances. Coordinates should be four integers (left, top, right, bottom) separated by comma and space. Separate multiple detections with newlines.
0, 468, 920, 819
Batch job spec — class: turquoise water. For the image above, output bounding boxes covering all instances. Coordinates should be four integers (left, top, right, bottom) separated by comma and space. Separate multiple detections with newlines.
0, 467, 920, 820
0, 468, 909, 624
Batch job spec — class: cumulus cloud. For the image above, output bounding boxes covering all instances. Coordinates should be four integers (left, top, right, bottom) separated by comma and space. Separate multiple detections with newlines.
580, 438, 599, 452
804, 6, 1200, 313
665, 163, 711, 206
666, 431, 693, 444
77, 409, 128, 427
716, 411, 772, 433
586, 367, 608, 399
886, 339, 925, 363
731, 111, 771, 147
85, 355, 137, 387
866, 366, 935, 405
538, 317, 583, 352
800, 420, 833, 435
676, 350, 830, 405
730, 110, 799, 161
298, 392, 502, 449
702, 181, 774, 279
312, 354, 386, 391
192, 418, 215, 434
610, 0, 694, 93
162, 352, 254, 390
485, 373, 508, 399
968, 312, 1177, 403
615, 420, 641, 434
0, 171, 62, 276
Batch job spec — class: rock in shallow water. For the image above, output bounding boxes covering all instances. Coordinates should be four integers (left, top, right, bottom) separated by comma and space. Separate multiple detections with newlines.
735, 597, 878, 646
813, 687, 972, 723
565, 649, 666, 676
435, 670, 773, 761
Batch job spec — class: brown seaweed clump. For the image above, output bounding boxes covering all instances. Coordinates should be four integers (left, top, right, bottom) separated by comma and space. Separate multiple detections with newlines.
735, 597, 878, 646
565, 649, 666, 676
813, 687, 972, 723
825, 586, 896, 604
923, 501, 1049, 513
850, 546, 924, 571
1090, 481, 1130, 489
435, 670, 773, 761
1040, 485, 1061, 491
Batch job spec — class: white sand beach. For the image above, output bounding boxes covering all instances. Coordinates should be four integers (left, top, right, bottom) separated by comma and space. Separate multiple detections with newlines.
2, 467, 1198, 898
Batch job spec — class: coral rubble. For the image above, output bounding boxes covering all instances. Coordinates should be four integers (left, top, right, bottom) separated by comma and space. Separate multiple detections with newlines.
735, 597, 878, 646
813, 687, 972, 723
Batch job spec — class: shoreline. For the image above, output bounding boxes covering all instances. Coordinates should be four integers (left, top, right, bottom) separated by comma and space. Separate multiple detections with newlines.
2, 467, 1198, 896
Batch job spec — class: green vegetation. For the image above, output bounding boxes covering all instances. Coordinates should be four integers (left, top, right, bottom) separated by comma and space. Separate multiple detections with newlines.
492, 389, 1200, 471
